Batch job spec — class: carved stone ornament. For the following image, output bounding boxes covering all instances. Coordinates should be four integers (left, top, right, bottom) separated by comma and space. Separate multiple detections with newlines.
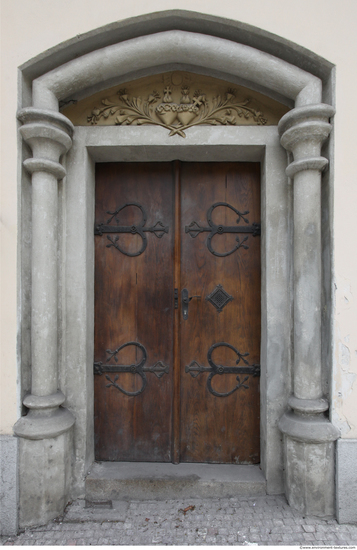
61, 72, 289, 137
87, 86, 267, 137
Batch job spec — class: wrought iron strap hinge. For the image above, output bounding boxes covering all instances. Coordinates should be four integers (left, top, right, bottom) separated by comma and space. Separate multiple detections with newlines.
94, 341, 169, 396
185, 342, 260, 397
94, 202, 169, 257
185, 202, 260, 257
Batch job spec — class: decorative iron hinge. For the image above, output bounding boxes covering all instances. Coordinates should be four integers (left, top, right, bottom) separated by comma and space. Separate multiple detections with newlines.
94, 341, 169, 396
95, 202, 169, 257
185, 342, 260, 397
185, 202, 260, 257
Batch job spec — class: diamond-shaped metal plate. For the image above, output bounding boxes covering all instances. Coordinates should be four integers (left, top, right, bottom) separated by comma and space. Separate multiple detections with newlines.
148, 361, 169, 378
205, 284, 233, 313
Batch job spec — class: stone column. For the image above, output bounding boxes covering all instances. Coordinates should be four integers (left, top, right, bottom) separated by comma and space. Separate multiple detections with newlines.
278, 104, 340, 516
14, 108, 75, 528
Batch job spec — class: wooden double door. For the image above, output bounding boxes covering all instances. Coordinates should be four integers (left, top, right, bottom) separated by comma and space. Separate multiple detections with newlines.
94, 162, 261, 464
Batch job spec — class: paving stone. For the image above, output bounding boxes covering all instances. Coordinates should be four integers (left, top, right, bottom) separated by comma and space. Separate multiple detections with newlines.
314, 532, 330, 541
283, 518, 295, 525
3, 494, 357, 546
303, 524, 316, 533
269, 526, 284, 534
303, 532, 316, 541
269, 534, 284, 542
304, 517, 320, 525
237, 530, 250, 538
325, 533, 336, 542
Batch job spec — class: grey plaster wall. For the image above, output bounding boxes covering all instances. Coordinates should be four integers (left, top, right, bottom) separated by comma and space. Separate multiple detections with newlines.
0, 435, 18, 536
336, 439, 357, 524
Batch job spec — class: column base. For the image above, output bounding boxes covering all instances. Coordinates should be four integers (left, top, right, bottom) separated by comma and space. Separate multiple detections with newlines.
279, 404, 340, 517
14, 394, 75, 528
14, 392, 75, 440
18, 428, 73, 529
14, 407, 75, 440
282, 434, 336, 516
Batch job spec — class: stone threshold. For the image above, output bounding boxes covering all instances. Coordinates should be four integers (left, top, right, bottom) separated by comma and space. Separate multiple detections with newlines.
85, 461, 266, 501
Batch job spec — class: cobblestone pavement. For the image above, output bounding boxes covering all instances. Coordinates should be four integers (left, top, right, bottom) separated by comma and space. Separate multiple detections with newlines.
2, 495, 357, 546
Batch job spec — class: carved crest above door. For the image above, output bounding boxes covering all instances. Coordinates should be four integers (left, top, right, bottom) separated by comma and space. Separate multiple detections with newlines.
61, 71, 289, 137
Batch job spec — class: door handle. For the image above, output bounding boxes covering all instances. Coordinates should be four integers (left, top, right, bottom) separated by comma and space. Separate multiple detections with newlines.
182, 288, 201, 320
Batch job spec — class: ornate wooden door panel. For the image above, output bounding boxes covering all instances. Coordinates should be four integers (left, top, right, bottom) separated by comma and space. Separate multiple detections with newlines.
94, 163, 174, 461
180, 163, 261, 463
94, 162, 260, 463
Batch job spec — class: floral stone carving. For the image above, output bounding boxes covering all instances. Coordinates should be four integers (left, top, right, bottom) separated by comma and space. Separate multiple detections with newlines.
87, 85, 267, 137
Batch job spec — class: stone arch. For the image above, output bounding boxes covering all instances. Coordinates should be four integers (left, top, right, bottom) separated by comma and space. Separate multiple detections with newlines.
15, 11, 338, 528
32, 30, 322, 110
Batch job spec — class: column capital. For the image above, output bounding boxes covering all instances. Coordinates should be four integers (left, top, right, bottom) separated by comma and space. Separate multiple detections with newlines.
17, 107, 74, 137
18, 108, 74, 178
278, 104, 335, 177
278, 103, 335, 138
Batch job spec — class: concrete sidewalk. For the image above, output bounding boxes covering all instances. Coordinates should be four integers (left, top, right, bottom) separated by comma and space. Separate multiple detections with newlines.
2, 494, 357, 546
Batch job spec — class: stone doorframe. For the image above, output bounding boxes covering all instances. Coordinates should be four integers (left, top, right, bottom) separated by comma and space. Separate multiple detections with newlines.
14, 11, 339, 528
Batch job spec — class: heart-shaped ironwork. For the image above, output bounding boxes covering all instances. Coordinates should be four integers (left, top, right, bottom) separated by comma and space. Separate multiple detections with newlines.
185, 342, 260, 397
95, 202, 169, 257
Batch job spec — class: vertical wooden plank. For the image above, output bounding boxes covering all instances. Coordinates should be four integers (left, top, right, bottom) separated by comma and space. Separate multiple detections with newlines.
172, 160, 181, 464
94, 163, 174, 462
179, 162, 261, 464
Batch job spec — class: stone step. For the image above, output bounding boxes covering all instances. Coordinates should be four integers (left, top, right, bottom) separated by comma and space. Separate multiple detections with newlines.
85, 462, 266, 501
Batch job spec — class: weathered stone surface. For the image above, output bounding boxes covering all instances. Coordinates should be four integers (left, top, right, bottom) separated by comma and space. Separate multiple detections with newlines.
0, 435, 18, 536
85, 462, 266, 501
32, 31, 322, 110
283, 437, 336, 517
278, 104, 339, 517
336, 438, 357, 524
64, 499, 129, 522
15, 109, 75, 530
18, 430, 73, 529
